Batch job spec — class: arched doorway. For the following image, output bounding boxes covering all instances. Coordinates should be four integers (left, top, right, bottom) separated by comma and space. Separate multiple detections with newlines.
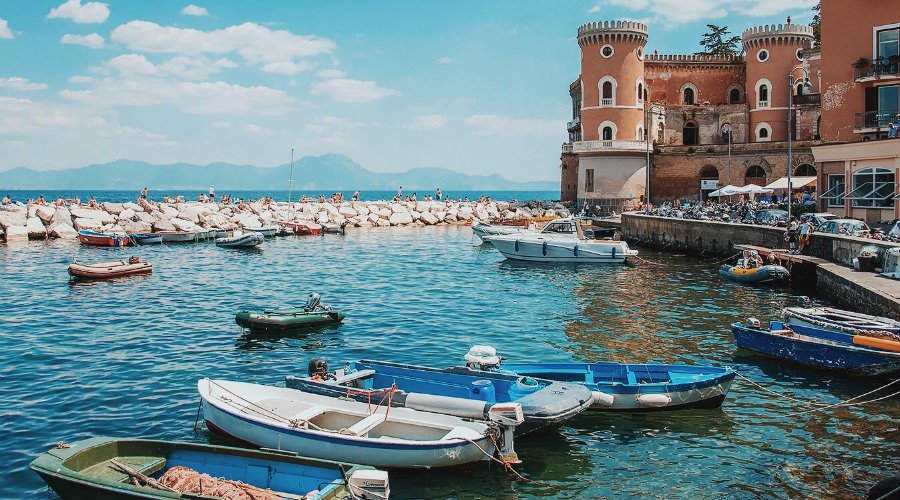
683, 121, 698, 145
745, 165, 766, 186
794, 164, 816, 176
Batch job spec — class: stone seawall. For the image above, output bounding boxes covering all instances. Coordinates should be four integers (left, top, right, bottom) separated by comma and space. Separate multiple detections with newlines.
620, 213, 900, 319
0, 199, 569, 243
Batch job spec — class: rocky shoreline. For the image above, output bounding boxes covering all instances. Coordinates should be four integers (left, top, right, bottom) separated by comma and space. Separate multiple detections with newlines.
0, 199, 570, 243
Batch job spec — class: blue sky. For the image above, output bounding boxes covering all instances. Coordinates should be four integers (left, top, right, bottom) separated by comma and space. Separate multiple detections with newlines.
0, 0, 817, 181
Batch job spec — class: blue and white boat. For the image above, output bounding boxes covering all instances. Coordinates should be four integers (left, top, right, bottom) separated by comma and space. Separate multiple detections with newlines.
483, 217, 637, 264
731, 318, 900, 376
129, 233, 163, 245
460, 346, 735, 412
199, 378, 524, 469
30, 436, 389, 500
286, 358, 594, 435
782, 306, 900, 336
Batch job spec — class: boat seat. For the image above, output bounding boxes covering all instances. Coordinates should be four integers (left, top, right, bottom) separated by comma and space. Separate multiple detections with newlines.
625, 371, 638, 385
333, 369, 376, 385
345, 412, 385, 436
288, 405, 326, 423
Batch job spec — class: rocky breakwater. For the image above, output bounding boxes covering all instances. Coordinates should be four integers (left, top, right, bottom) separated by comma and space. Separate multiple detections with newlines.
0, 199, 569, 243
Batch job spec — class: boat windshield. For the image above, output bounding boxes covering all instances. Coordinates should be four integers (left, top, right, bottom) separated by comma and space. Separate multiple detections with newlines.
541, 222, 576, 234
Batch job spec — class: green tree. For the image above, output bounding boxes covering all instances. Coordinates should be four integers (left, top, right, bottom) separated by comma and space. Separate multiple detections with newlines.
811, 2, 821, 47
697, 24, 741, 56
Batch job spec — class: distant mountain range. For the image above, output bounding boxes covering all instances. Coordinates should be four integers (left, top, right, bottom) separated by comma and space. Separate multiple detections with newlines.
0, 154, 557, 191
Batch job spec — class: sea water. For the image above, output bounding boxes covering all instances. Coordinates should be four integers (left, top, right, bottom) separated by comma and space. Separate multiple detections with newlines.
2, 226, 897, 498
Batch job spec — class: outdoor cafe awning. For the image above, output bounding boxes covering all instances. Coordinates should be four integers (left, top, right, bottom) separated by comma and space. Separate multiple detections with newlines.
764, 176, 817, 190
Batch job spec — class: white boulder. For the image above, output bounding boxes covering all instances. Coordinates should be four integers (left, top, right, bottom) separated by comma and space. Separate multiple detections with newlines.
70, 207, 115, 224
118, 209, 136, 221
3, 225, 28, 242
26, 217, 48, 239
339, 206, 358, 217
73, 218, 103, 231
420, 211, 439, 225
389, 212, 413, 225
35, 206, 56, 223
49, 223, 78, 239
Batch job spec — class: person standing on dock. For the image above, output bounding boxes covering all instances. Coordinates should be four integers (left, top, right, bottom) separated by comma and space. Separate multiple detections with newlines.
209, 185, 215, 201
798, 216, 812, 255
140, 187, 148, 200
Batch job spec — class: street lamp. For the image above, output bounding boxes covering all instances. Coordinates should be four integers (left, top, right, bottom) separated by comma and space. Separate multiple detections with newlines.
787, 66, 812, 217
644, 103, 664, 214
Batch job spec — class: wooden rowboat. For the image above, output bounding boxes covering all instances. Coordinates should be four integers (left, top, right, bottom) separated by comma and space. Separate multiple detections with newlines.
29, 436, 389, 500
68, 258, 152, 280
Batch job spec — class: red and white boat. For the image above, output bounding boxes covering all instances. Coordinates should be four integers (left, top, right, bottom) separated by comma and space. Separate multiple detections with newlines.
68, 257, 152, 280
77, 230, 130, 247
280, 221, 323, 236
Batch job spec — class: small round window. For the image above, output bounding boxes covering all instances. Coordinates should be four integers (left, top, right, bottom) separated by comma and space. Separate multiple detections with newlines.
601, 44, 614, 58
756, 49, 769, 62
796, 49, 803, 61
636, 46, 644, 60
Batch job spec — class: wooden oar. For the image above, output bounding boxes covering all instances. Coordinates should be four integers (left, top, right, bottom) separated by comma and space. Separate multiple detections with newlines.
853, 335, 900, 353
109, 459, 177, 492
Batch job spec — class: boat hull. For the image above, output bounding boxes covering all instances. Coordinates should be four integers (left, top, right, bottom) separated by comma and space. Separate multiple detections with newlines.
488, 237, 636, 263
129, 233, 163, 245
498, 362, 735, 412
68, 260, 152, 280
471, 222, 534, 242
731, 321, 900, 376
245, 226, 279, 237
199, 379, 495, 469
154, 231, 196, 243
719, 264, 790, 284
29, 436, 377, 500
216, 232, 264, 247
235, 308, 345, 332
288, 360, 594, 434
782, 307, 900, 335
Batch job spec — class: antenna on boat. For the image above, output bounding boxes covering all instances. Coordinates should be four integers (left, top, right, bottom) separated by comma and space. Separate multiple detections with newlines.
287, 148, 294, 206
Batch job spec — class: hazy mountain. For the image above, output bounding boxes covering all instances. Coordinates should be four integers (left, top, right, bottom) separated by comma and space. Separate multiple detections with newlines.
0, 154, 558, 191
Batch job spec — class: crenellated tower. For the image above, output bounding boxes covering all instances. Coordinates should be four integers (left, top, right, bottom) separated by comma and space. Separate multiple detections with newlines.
742, 23, 815, 143
577, 21, 648, 143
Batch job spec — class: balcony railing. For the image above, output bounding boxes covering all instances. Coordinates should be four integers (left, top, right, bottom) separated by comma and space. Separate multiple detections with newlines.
600, 98, 614, 107
792, 93, 821, 105
855, 109, 900, 129
758, 101, 769, 109
567, 116, 581, 131
572, 140, 648, 152
853, 60, 900, 81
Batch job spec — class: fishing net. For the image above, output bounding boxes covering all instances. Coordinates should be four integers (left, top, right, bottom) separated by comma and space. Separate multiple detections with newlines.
158, 466, 288, 500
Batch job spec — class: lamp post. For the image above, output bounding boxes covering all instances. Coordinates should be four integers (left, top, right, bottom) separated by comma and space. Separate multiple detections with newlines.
644, 103, 664, 214
787, 66, 811, 217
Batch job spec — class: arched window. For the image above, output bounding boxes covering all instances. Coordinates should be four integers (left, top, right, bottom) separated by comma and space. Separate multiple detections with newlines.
794, 164, 816, 176
684, 88, 695, 105
730, 88, 741, 104
755, 122, 772, 142
850, 167, 895, 208
796, 83, 804, 96
599, 76, 617, 107
759, 128, 769, 139
602, 126, 613, 140
636, 124, 644, 141
658, 123, 665, 142
700, 165, 719, 179
637, 82, 644, 104
745, 166, 766, 185
683, 121, 698, 145
602, 82, 612, 99
759, 84, 769, 107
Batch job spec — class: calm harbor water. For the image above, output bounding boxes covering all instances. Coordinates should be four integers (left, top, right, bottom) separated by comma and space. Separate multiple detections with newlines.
2, 226, 898, 499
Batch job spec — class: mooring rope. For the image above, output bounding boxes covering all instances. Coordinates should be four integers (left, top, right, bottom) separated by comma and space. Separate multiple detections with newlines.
733, 372, 900, 414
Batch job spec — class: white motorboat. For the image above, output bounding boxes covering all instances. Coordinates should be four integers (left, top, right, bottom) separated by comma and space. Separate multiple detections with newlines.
471, 221, 537, 242
782, 306, 900, 336
244, 225, 280, 237
198, 378, 524, 469
155, 230, 197, 243
215, 232, 264, 248
484, 217, 637, 263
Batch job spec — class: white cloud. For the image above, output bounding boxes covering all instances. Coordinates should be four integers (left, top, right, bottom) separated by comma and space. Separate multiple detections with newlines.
0, 77, 48, 91
463, 114, 563, 136
310, 78, 398, 103
68, 75, 94, 83
182, 4, 209, 16
105, 54, 157, 76
315, 69, 345, 79
47, 0, 110, 24
61, 33, 104, 48
60, 77, 295, 116
587, 4, 601, 13
404, 114, 447, 130
437, 57, 451, 64
110, 21, 336, 73
102, 54, 237, 81
243, 123, 272, 135
735, 0, 817, 17
0, 18, 12, 39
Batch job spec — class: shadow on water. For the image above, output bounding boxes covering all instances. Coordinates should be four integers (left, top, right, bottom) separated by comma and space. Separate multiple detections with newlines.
235, 326, 344, 352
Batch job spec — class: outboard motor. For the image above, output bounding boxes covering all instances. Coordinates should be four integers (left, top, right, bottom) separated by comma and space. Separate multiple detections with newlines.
308, 358, 329, 378
306, 293, 322, 312
464, 345, 501, 370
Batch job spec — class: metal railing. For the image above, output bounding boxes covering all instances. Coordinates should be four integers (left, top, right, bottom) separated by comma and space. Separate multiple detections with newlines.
855, 109, 900, 129
792, 93, 821, 105
853, 60, 900, 81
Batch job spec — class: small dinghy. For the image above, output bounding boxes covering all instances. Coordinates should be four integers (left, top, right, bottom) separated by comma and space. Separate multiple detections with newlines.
216, 231, 264, 248
459, 346, 735, 412
198, 378, 524, 469
286, 356, 593, 435
719, 250, 789, 284
731, 318, 900, 376
77, 230, 130, 247
68, 257, 152, 281
129, 233, 162, 245
236, 293, 345, 332
30, 436, 389, 500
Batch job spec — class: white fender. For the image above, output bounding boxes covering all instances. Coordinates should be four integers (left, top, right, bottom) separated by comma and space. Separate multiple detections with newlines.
636, 393, 671, 407
591, 391, 615, 407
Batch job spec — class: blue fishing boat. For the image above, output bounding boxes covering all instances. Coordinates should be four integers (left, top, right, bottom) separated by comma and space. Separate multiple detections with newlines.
731, 318, 900, 376
30, 436, 389, 500
129, 233, 163, 245
460, 346, 735, 411
286, 357, 594, 435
